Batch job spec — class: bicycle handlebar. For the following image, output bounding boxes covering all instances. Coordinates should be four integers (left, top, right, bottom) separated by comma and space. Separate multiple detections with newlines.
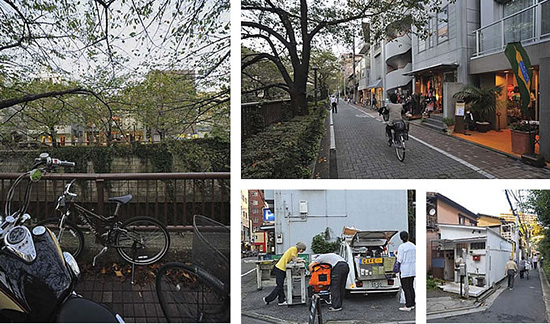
0, 153, 76, 236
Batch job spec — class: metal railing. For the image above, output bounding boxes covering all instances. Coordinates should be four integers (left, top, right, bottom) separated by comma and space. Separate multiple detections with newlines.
473, 0, 550, 57
0, 172, 230, 229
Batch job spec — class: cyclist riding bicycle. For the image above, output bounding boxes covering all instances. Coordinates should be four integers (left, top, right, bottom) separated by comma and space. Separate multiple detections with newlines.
384, 93, 406, 146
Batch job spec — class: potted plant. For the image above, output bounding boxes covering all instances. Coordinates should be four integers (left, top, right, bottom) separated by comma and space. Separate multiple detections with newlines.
453, 85, 503, 133
442, 117, 455, 135
510, 121, 537, 155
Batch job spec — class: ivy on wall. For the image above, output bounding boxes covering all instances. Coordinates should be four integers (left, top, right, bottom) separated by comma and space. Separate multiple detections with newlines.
1, 138, 230, 173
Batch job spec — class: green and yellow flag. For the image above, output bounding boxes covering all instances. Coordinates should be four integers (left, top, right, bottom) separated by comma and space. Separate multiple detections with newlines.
504, 42, 532, 115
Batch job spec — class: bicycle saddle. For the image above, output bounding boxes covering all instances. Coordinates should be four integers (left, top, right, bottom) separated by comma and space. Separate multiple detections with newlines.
108, 194, 133, 205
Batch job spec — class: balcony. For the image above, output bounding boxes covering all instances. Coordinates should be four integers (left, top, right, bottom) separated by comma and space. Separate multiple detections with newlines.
385, 34, 412, 67
473, 0, 550, 57
385, 62, 412, 91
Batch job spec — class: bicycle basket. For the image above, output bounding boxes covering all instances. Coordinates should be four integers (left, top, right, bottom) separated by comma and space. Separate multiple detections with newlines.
309, 263, 331, 289
393, 120, 407, 131
192, 215, 230, 286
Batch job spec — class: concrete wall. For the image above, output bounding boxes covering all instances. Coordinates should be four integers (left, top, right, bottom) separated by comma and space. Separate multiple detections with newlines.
470, 41, 550, 74
487, 228, 513, 287
274, 190, 408, 254
437, 201, 461, 224
411, 0, 479, 85
443, 82, 465, 118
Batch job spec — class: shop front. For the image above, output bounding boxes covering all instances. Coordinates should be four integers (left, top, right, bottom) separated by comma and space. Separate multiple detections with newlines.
366, 79, 383, 108
406, 63, 459, 117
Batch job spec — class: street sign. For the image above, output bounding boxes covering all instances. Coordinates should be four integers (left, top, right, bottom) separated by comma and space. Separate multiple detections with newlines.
263, 208, 275, 222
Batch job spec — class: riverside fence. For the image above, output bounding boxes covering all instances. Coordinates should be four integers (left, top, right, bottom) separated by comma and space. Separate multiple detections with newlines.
0, 172, 230, 229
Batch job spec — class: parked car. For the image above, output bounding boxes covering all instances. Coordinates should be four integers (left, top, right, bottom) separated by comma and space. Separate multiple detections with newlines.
339, 229, 400, 295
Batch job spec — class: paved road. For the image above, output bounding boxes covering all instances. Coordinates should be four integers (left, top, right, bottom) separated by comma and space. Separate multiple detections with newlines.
330, 102, 550, 179
241, 257, 415, 323
432, 268, 547, 323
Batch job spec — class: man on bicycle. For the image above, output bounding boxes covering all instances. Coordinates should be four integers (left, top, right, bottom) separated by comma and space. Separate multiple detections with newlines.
385, 93, 406, 146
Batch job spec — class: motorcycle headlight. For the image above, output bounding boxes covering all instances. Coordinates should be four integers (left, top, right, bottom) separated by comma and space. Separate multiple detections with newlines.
63, 252, 80, 279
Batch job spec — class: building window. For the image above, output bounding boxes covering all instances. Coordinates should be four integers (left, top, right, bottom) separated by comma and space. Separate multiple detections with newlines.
428, 19, 434, 48
252, 208, 259, 214
252, 191, 258, 196
437, 6, 449, 43
459, 216, 466, 225
471, 242, 486, 250
253, 200, 258, 205
418, 36, 426, 53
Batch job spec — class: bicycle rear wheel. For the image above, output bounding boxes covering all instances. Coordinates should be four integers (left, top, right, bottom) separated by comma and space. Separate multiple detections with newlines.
38, 217, 84, 258
395, 134, 406, 162
115, 216, 170, 265
156, 262, 229, 323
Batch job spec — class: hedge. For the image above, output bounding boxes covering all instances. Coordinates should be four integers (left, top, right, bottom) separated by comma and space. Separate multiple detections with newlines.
0, 138, 230, 173
241, 105, 326, 178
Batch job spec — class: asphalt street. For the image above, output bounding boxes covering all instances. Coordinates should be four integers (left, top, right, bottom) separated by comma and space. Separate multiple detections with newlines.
431, 268, 547, 323
329, 101, 550, 179
241, 257, 415, 323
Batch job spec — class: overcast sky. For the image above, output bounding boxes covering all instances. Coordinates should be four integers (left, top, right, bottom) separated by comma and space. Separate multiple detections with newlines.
436, 188, 518, 216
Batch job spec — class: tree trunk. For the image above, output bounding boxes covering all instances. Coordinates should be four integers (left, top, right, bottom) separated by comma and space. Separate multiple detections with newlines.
292, 70, 309, 116
290, 89, 308, 117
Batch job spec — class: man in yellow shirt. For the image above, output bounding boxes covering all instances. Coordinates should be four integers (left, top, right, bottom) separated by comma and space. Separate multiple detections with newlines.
263, 242, 307, 306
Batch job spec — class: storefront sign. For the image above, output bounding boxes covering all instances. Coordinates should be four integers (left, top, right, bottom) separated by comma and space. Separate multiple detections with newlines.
455, 102, 465, 116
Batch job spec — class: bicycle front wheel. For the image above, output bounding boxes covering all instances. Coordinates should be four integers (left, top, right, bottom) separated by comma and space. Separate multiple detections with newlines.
156, 262, 229, 323
395, 134, 406, 162
38, 217, 84, 258
115, 216, 170, 265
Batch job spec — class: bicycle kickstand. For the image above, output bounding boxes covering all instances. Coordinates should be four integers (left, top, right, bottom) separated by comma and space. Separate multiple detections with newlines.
93, 246, 108, 267
131, 262, 135, 285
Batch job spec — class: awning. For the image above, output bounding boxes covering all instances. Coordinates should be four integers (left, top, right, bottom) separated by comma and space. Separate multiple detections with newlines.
403, 63, 459, 76
366, 79, 383, 89
432, 236, 487, 244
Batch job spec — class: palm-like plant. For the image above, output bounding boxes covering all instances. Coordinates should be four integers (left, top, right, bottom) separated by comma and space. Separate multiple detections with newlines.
453, 85, 503, 122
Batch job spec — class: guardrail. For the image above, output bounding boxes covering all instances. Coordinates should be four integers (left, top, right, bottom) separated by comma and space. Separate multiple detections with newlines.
473, 0, 550, 57
0, 172, 230, 229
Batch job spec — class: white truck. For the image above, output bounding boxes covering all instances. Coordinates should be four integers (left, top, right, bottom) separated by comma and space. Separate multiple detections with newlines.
339, 229, 400, 295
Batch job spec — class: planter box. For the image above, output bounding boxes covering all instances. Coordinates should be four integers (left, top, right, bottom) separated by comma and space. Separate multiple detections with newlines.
476, 121, 490, 133
511, 129, 536, 155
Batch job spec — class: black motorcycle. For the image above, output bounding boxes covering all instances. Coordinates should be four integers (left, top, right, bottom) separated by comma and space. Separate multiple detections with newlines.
0, 153, 123, 323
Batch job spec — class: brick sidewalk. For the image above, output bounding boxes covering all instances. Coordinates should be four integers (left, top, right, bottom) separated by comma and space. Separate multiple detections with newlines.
331, 102, 550, 179
76, 273, 166, 323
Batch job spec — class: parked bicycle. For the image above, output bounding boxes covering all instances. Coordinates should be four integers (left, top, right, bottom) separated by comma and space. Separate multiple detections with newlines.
156, 215, 229, 322
38, 179, 170, 266
380, 106, 409, 162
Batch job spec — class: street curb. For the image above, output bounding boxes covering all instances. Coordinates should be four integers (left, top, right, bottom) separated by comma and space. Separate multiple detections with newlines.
538, 267, 550, 323
242, 311, 301, 324
427, 277, 508, 320
410, 121, 550, 170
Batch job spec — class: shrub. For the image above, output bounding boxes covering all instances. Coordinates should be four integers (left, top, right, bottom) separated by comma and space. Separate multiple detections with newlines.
242, 107, 326, 178
442, 117, 455, 126
311, 234, 340, 254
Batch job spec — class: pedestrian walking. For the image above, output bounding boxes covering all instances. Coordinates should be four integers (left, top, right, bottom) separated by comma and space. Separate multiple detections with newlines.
309, 253, 350, 312
505, 256, 518, 290
263, 242, 307, 306
519, 257, 526, 279
397, 231, 415, 311
533, 254, 539, 269
330, 96, 338, 114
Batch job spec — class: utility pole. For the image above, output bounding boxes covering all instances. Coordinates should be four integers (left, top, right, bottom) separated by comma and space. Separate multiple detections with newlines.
352, 27, 356, 104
